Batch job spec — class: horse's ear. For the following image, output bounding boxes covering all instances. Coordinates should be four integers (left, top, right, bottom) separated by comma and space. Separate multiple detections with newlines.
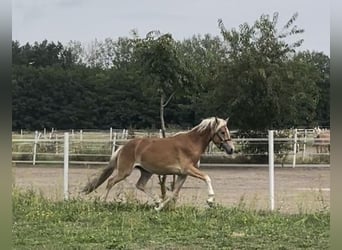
226, 117, 230, 123
215, 117, 219, 125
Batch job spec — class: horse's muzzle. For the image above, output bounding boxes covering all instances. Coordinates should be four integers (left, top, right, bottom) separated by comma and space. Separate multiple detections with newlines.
221, 142, 234, 155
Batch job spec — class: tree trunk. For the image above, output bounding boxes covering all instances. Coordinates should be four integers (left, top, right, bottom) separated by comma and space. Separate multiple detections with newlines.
158, 92, 176, 199
160, 94, 166, 138
159, 94, 167, 199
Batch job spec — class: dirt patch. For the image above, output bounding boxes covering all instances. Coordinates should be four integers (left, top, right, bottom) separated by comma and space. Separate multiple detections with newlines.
12, 165, 330, 213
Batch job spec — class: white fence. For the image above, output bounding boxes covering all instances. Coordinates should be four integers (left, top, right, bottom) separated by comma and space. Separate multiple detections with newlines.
12, 128, 330, 167
12, 128, 330, 209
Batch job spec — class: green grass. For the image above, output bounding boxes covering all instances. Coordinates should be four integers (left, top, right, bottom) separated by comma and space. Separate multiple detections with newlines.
13, 188, 330, 249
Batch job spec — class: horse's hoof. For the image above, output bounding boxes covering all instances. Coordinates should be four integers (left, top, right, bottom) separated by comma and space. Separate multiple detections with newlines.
154, 199, 162, 206
207, 201, 215, 208
206, 197, 215, 207
154, 205, 162, 212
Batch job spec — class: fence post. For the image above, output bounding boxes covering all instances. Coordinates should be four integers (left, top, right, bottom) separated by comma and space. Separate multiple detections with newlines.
302, 129, 307, 161
55, 134, 58, 154
292, 129, 297, 168
112, 132, 117, 156
64, 132, 69, 200
33, 131, 38, 165
110, 127, 113, 141
268, 130, 275, 211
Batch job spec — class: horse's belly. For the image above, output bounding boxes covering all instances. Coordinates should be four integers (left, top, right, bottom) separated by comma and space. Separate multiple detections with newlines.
137, 162, 183, 175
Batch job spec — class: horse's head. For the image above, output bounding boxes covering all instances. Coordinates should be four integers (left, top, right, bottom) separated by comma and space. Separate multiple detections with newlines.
211, 117, 235, 155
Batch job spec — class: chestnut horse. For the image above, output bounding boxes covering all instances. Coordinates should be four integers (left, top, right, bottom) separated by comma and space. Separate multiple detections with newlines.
82, 117, 234, 211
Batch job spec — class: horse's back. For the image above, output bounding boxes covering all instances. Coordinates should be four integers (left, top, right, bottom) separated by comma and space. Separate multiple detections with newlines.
119, 136, 176, 159
121, 136, 190, 175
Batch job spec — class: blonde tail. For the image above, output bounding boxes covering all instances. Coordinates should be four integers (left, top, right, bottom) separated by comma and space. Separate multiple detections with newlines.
82, 146, 122, 194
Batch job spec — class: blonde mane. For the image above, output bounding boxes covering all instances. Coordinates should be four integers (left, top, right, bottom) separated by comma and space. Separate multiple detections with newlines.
192, 117, 226, 133
170, 117, 227, 137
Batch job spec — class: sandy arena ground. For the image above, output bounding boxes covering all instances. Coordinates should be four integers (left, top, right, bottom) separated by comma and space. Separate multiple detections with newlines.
12, 165, 330, 213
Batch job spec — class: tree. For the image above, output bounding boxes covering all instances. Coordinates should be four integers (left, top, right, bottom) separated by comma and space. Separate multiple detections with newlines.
215, 12, 321, 130
12, 64, 100, 129
11, 15, 330, 132
175, 34, 227, 121
293, 51, 330, 127
12, 40, 77, 68
135, 32, 194, 134
134, 32, 195, 198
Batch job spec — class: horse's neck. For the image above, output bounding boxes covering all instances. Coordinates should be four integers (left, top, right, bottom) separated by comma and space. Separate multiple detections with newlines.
187, 128, 212, 154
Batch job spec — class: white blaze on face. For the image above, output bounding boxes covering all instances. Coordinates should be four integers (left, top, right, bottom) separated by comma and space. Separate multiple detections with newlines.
225, 126, 230, 139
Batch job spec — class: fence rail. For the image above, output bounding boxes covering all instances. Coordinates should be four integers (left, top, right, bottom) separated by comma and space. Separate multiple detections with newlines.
12, 128, 330, 167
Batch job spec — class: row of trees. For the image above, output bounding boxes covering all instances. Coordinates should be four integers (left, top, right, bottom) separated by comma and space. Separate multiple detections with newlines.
12, 13, 330, 131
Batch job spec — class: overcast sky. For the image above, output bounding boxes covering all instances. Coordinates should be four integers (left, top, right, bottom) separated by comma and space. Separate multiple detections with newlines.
12, 0, 330, 55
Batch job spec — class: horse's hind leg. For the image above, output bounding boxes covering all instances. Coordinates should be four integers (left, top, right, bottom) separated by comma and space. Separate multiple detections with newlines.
103, 163, 134, 201
135, 168, 161, 205
103, 148, 137, 201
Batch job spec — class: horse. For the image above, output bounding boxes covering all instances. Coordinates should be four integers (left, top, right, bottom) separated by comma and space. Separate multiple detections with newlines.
313, 127, 330, 154
82, 117, 234, 211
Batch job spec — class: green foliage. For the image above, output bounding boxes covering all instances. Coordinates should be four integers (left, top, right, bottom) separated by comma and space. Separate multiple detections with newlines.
12, 40, 75, 68
214, 13, 322, 130
13, 189, 330, 249
294, 51, 330, 127
135, 32, 193, 96
12, 12, 329, 131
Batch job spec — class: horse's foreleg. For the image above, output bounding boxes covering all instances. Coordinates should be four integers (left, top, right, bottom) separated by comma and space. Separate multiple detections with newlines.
155, 175, 187, 212
205, 175, 215, 205
186, 166, 215, 207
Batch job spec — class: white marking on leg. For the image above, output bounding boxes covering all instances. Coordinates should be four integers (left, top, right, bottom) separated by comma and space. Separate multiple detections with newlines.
205, 175, 214, 196
155, 197, 171, 212
205, 175, 215, 205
